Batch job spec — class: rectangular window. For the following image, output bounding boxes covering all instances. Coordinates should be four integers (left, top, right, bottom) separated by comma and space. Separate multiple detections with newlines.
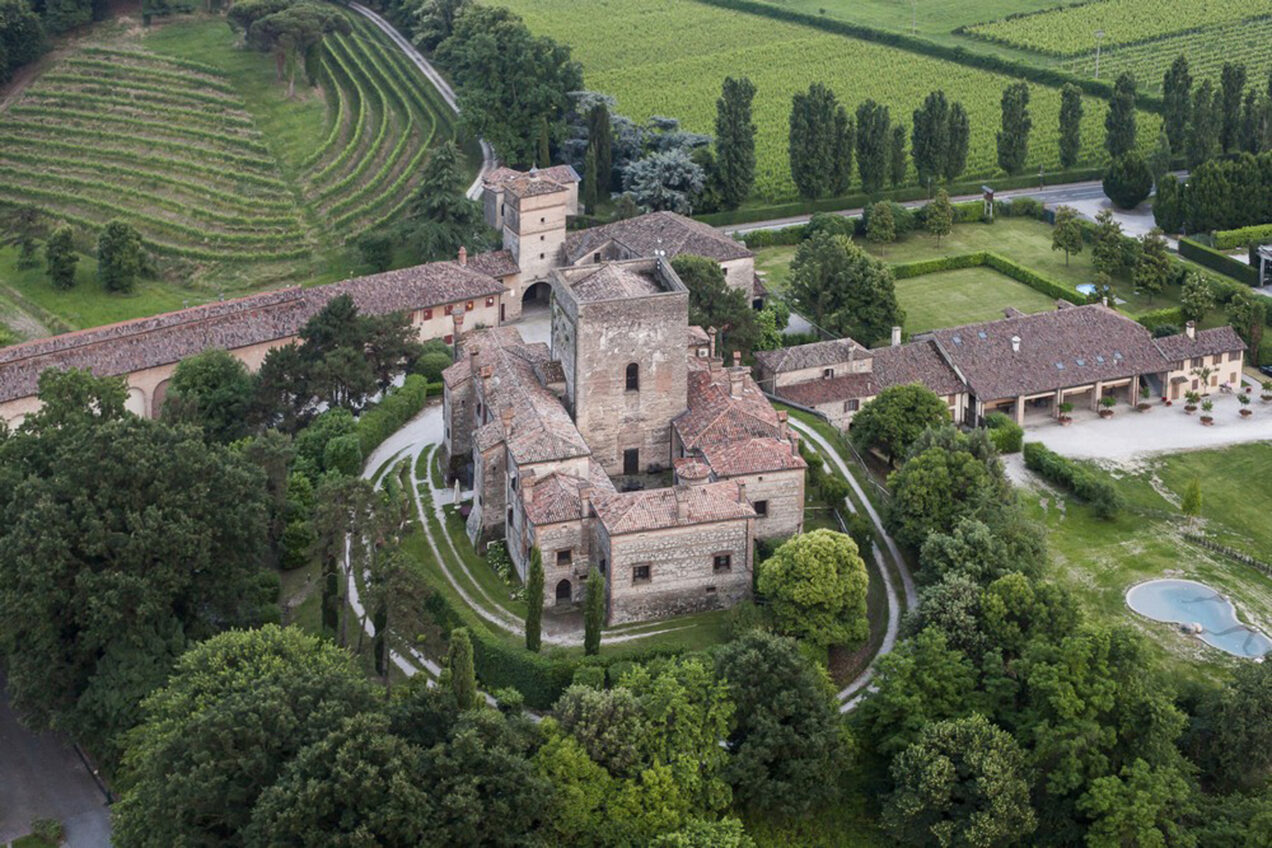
623, 448, 639, 476
466, 301, 474, 311
1191, 357, 1203, 369
539, 253, 545, 260
705, 586, 717, 594
423, 308, 433, 320
556, 550, 572, 567
444, 304, 454, 316
753, 500, 769, 517
713, 554, 732, 573
822, 368, 834, 379
843, 399, 860, 412
1229, 351, 1241, 362
443, 334, 454, 344
632, 564, 651, 584
593, 252, 601, 263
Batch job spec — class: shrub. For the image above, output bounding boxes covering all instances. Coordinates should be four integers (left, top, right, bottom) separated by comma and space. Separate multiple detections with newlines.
1214, 223, 1272, 251
984, 412, 1023, 453
1102, 153, 1153, 210
1136, 307, 1185, 332
356, 374, 431, 456
281, 520, 316, 570
1022, 442, 1122, 519
31, 818, 64, 844
323, 434, 364, 477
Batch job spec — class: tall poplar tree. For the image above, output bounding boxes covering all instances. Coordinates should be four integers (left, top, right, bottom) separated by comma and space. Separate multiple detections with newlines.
830, 104, 854, 196
1058, 83, 1083, 169
1105, 73, 1138, 159
1220, 62, 1248, 154
790, 83, 849, 199
582, 143, 598, 214
997, 82, 1031, 175
1162, 56, 1192, 155
583, 566, 604, 656
714, 75, 757, 209
889, 123, 908, 186
944, 102, 969, 182
912, 89, 949, 190
855, 99, 891, 194
1187, 79, 1221, 167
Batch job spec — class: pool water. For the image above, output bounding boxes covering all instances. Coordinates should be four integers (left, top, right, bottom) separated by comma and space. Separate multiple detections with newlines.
1076, 283, 1097, 296
1126, 579, 1272, 659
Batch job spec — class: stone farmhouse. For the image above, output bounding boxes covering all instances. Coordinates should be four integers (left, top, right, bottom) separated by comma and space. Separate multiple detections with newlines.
442, 257, 805, 625
0, 166, 762, 427
757, 303, 1246, 430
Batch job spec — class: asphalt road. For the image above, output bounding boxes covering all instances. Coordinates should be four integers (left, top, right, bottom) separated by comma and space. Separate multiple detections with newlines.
0, 676, 111, 847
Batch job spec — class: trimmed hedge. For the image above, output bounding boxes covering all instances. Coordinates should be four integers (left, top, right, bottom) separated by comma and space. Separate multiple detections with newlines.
1178, 237, 1258, 286
1136, 307, 1185, 332
891, 252, 988, 279
1213, 223, 1272, 251
984, 412, 1023, 454
888, 250, 1083, 304
356, 374, 434, 455
1023, 442, 1122, 519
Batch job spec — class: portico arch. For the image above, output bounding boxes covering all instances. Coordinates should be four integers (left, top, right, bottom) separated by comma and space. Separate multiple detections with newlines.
555, 579, 572, 604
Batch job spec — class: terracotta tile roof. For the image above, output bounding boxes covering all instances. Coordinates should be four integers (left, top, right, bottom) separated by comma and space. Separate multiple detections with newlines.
562, 211, 751, 265
926, 304, 1167, 400
776, 372, 877, 407
484, 165, 579, 187
673, 456, 713, 481
523, 461, 614, 526
700, 436, 806, 477
566, 264, 662, 302
441, 355, 470, 389
674, 365, 784, 451
501, 173, 571, 199
466, 249, 520, 278
0, 260, 504, 405
1153, 326, 1247, 363
872, 340, 966, 397
687, 325, 711, 346
753, 338, 864, 374
594, 481, 754, 535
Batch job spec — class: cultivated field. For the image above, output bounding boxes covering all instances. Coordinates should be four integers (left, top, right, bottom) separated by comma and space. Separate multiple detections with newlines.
502, 0, 1155, 202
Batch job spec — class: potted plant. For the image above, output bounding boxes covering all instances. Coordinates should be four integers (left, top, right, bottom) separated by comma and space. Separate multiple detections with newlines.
1058, 401, 1074, 425
1262, 380, 1272, 402
1201, 399, 1214, 425
1184, 391, 1200, 414
1099, 395, 1116, 418
1239, 393, 1252, 417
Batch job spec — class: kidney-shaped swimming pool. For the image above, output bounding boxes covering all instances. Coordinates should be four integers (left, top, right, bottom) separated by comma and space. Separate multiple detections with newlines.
1126, 579, 1272, 659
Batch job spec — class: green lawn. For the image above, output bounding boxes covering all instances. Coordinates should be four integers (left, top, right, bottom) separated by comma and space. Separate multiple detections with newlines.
896, 266, 1058, 332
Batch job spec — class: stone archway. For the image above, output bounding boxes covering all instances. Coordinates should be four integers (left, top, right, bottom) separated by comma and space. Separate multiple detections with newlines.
125, 386, 147, 418
151, 379, 171, 418
522, 281, 552, 311
555, 579, 572, 605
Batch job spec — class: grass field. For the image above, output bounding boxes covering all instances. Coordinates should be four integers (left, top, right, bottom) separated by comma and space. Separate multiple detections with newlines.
896, 266, 1058, 332
500, 0, 1156, 202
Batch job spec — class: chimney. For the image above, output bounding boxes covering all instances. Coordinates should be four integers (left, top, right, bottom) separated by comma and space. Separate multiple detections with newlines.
480, 364, 494, 379
737, 481, 747, 505
675, 487, 689, 522
578, 485, 592, 519
500, 406, 513, 430
1010, 335, 1021, 353
891, 325, 902, 347
732, 350, 742, 367
1186, 320, 1196, 339
728, 367, 744, 399
790, 431, 801, 457
458, 245, 468, 266
1101, 296, 1109, 307
453, 312, 465, 340
708, 327, 717, 360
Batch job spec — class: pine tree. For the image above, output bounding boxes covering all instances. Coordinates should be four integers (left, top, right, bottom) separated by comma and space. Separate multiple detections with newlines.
587, 102, 613, 191
1187, 79, 1221, 168
583, 566, 603, 656
582, 143, 599, 215
855, 99, 890, 194
1162, 56, 1192, 156
44, 225, 78, 291
537, 116, 551, 167
525, 547, 544, 653
926, 187, 953, 246
1181, 477, 1201, 519
1220, 62, 1248, 154
448, 627, 477, 709
912, 90, 949, 190
944, 102, 969, 182
1051, 205, 1084, 265
97, 219, 143, 294
996, 82, 1031, 175
1105, 73, 1138, 158
714, 76, 757, 209
1058, 83, 1083, 169
888, 123, 907, 186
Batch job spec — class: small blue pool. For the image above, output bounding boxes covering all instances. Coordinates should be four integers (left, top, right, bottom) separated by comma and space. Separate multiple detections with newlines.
1076, 283, 1097, 295
1126, 579, 1272, 659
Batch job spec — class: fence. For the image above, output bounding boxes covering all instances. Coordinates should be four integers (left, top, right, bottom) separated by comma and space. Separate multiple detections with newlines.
1183, 532, 1272, 577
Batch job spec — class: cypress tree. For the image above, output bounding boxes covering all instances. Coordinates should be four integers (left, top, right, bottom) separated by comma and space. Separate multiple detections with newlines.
1152, 174, 1184, 233
855, 99, 890, 194
1105, 73, 1138, 159
583, 566, 604, 656
714, 76, 757, 209
888, 123, 907, 186
525, 547, 544, 653
582, 143, 599, 215
926, 187, 953, 246
44, 225, 77, 290
1058, 83, 1083, 169
448, 627, 477, 709
912, 90, 949, 190
587, 102, 612, 191
1181, 477, 1202, 518
372, 602, 387, 676
997, 82, 1031, 175
944, 102, 969, 182
1162, 56, 1192, 157
1220, 62, 1248, 154
321, 568, 340, 637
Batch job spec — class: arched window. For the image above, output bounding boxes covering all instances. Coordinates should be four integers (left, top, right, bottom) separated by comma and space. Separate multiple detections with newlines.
625, 362, 640, 392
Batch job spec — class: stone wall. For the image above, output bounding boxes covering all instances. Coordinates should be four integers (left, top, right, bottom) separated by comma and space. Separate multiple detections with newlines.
505, 189, 570, 312
527, 517, 593, 605
732, 468, 805, 540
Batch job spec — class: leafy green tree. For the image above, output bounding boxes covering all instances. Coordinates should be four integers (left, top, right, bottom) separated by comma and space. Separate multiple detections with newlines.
244, 712, 431, 847
1103, 152, 1153, 209
1162, 55, 1192, 156
97, 219, 143, 293
919, 517, 1016, 586
1059, 83, 1083, 169
925, 186, 953, 245
436, 4, 581, 167
855, 98, 890, 194
866, 200, 896, 253
1105, 72, 1138, 158
1, 203, 47, 269
588, 101, 613, 191
161, 348, 254, 443
1180, 476, 1202, 518
1148, 127, 1173, 186
111, 626, 375, 846
1051, 205, 1084, 265
1091, 209, 1128, 275
1179, 274, 1214, 324
584, 566, 604, 655
789, 82, 851, 199
410, 0, 468, 51
1227, 288, 1266, 364
1191, 661, 1272, 792
0, 0, 45, 73
1152, 173, 1184, 232
979, 571, 1079, 661
1187, 79, 1221, 167
912, 89, 949, 189
671, 254, 759, 355
1133, 228, 1171, 302
652, 819, 754, 848
886, 443, 997, 549
447, 626, 477, 709
44, 224, 77, 290
41, 0, 92, 33
714, 76, 756, 209
526, 546, 544, 652
945, 102, 969, 182
715, 631, 844, 816
888, 122, 907, 186
555, 684, 648, 777
1221, 62, 1248, 153
788, 230, 903, 347
883, 714, 1036, 848
996, 81, 1031, 175
1079, 759, 1196, 848
851, 383, 948, 465
757, 529, 869, 648
246, 1, 350, 96
537, 115, 551, 166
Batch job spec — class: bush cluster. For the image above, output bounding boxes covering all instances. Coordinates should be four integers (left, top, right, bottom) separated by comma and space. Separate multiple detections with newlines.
1178, 237, 1260, 286
1213, 223, 1272, 251
984, 412, 1023, 453
356, 374, 434, 456
1022, 442, 1122, 519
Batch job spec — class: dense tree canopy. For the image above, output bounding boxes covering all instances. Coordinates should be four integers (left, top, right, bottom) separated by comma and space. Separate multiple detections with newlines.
671, 254, 758, 355
788, 230, 903, 347
851, 383, 949, 465
757, 529, 869, 648
161, 348, 255, 443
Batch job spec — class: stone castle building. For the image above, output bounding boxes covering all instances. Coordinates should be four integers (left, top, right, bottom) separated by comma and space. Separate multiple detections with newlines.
442, 257, 804, 625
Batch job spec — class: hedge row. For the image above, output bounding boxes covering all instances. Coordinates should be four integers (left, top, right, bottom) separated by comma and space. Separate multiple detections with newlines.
1023, 442, 1122, 519
356, 374, 434, 456
1213, 223, 1272, 251
891, 252, 988, 279
889, 250, 1083, 304
1136, 307, 1185, 331
1178, 237, 1259, 286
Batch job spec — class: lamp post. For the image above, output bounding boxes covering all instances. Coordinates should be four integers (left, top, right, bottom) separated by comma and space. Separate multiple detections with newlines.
1094, 29, 1105, 79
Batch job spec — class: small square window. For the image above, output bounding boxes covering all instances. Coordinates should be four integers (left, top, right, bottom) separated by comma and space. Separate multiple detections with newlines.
423, 307, 433, 320
713, 554, 732, 573
540, 216, 545, 223
822, 368, 834, 379
540, 235, 545, 241
753, 500, 768, 517
843, 399, 859, 412
444, 304, 454, 315
486, 296, 496, 307
593, 252, 601, 263
443, 334, 454, 344
466, 300, 475, 311
556, 550, 572, 566
632, 564, 651, 584
539, 253, 545, 260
